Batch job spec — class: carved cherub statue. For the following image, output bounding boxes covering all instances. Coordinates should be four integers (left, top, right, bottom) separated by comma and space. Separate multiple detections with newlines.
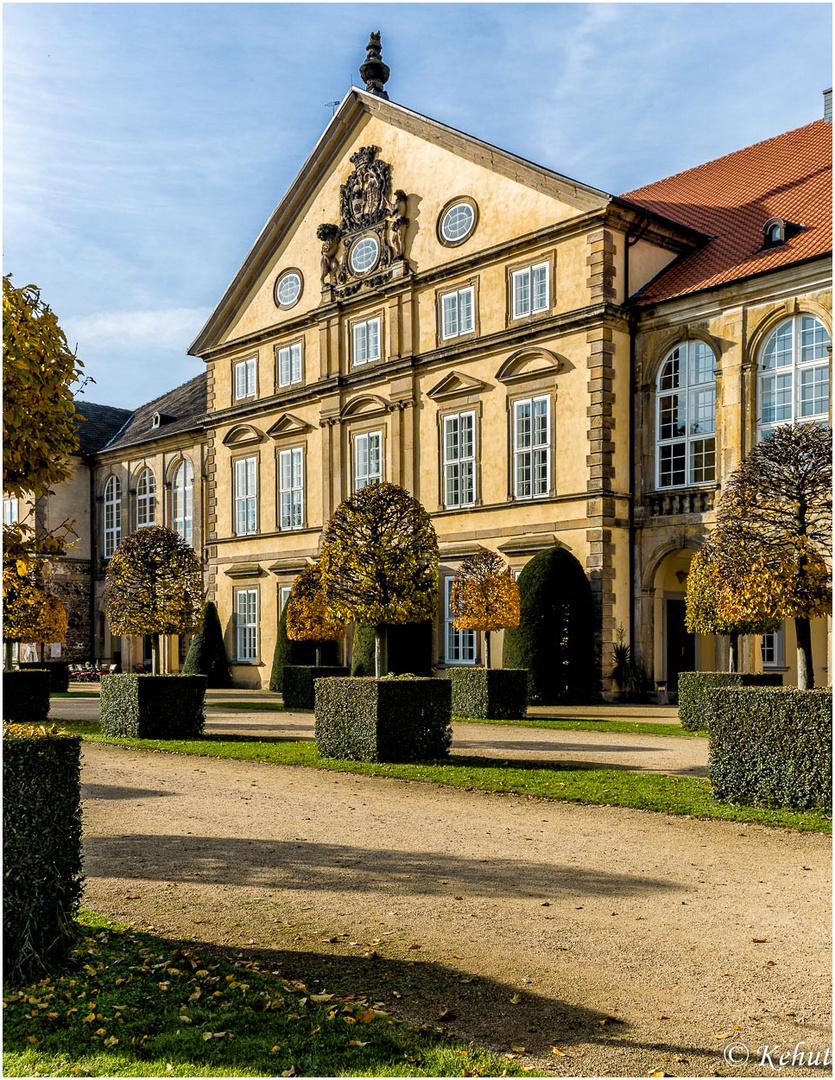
316, 223, 341, 284
387, 189, 408, 260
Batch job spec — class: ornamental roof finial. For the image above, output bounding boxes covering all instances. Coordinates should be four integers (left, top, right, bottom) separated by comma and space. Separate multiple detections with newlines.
359, 31, 390, 99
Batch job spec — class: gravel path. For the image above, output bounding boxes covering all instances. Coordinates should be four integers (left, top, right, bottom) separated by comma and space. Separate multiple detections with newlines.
54, 699, 708, 776
80, 741, 831, 1078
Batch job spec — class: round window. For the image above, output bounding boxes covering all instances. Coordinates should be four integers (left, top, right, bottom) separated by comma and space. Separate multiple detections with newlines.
350, 236, 380, 274
441, 202, 476, 243
274, 270, 303, 309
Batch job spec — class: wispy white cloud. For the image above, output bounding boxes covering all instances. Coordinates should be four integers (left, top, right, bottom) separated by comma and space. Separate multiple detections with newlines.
64, 307, 213, 353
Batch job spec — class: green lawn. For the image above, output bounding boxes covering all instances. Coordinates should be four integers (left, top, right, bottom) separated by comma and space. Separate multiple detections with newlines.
56, 719, 829, 832
4, 912, 526, 1078
207, 700, 698, 739
52, 691, 101, 699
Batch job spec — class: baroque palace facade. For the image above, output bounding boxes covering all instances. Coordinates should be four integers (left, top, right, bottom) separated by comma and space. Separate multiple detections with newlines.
9, 46, 831, 691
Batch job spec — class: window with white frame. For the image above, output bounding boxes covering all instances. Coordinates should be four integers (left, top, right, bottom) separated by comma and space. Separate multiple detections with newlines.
235, 589, 258, 661
656, 341, 717, 489
103, 475, 122, 558
758, 315, 830, 439
3, 498, 19, 527
513, 396, 550, 499
278, 447, 304, 529
234, 457, 258, 535
234, 357, 257, 400
352, 317, 381, 366
135, 467, 156, 528
761, 624, 785, 668
442, 411, 476, 508
440, 286, 475, 340
354, 431, 382, 491
511, 261, 549, 319
279, 585, 292, 614
172, 459, 194, 545
444, 576, 476, 664
277, 342, 303, 388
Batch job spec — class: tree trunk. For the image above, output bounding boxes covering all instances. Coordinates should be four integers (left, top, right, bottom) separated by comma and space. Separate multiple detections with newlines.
484, 631, 492, 670
728, 631, 738, 674
374, 626, 388, 679
795, 616, 814, 690
152, 635, 162, 676
315, 644, 322, 667
5, 640, 14, 671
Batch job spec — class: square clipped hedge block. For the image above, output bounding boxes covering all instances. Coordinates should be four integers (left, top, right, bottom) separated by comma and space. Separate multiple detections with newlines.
677, 671, 783, 731
450, 668, 528, 720
3, 670, 51, 724
100, 674, 207, 738
4, 726, 83, 979
315, 677, 452, 763
282, 666, 350, 710
708, 687, 831, 810
19, 661, 70, 694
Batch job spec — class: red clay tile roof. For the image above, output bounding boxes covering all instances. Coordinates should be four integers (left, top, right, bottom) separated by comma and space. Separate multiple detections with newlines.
622, 118, 832, 304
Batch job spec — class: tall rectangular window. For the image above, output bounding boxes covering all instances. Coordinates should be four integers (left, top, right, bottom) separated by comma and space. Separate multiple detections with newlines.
235, 589, 258, 661
513, 396, 550, 499
234, 457, 257, 535
103, 476, 122, 558
442, 411, 476, 508
444, 577, 476, 665
3, 498, 19, 527
512, 262, 549, 319
352, 318, 381, 367
354, 431, 382, 490
278, 447, 304, 529
279, 586, 292, 614
277, 343, 303, 388
440, 286, 475, 340
761, 624, 785, 668
235, 357, 257, 400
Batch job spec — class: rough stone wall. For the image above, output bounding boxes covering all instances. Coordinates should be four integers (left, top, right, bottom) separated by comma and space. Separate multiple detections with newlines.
51, 561, 93, 661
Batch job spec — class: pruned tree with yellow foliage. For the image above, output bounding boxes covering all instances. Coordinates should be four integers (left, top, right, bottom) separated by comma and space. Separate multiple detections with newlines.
286, 563, 347, 666
102, 526, 203, 674
320, 483, 439, 677
449, 548, 520, 668
706, 423, 831, 688
685, 536, 779, 673
3, 549, 67, 666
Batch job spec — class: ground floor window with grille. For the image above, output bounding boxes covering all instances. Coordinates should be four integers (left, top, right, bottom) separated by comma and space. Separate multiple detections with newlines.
444, 576, 475, 664
236, 589, 258, 662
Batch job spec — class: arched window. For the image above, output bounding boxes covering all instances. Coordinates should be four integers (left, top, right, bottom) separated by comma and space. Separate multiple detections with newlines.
135, 467, 156, 528
656, 340, 717, 489
103, 475, 122, 558
758, 315, 831, 439
172, 459, 194, 545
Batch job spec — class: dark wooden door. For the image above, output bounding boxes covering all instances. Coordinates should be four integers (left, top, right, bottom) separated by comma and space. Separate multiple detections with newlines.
665, 598, 695, 693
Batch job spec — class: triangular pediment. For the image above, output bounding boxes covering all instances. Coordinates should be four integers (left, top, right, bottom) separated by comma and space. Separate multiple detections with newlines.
267, 413, 311, 439
189, 88, 613, 357
339, 394, 390, 421
426, 371, 489, 401
221, 423, 265, 447
496, 348, 563, 385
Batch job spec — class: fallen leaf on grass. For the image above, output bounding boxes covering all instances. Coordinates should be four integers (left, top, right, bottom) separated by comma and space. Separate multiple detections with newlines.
651, 1071, 670, 1077
202, 1032, 213, 1041
510, 1044, 526, 1054
510, 994, 522, 1004
282, 1067, 296, 1077
309, 994, 334, 1003
752, 938, 769, 944
27, 1036, 38, 1044
712, 1032, 734, 1040
551, 1046, 566, 1056
356, 1010, 376, 1023
103, 1036, 119, 1048
270, 1045, 280, 1053
438, 1008, 456, 1021
657, 1014, 670, 1020
348, 1040, 368, 1047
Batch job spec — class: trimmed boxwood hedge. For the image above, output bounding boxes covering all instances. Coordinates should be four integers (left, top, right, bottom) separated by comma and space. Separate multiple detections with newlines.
182, 601, 232, 688
678, 671, 784, 731
4, 724, 83, 979
3, 669, 51, 724
708, 687, 831, 809
19, 660, 70, 693
450, 668, 528, 720
282, 666, 349, 709
350, 621, 434, 677
315, 677, 451, 763
100, 674, 206, 738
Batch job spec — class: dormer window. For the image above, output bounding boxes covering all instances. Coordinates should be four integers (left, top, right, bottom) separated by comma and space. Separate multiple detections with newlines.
151, 412, 161, 430
762, 217, 802, 249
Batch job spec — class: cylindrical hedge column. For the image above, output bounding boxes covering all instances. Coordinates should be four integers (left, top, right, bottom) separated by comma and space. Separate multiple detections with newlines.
3, 727, 83, 979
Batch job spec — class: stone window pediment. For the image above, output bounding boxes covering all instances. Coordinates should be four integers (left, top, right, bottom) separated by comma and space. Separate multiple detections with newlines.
495, 347, 563, 385
222, 424, 265, 448
427, 371, 489, 401
267, 414, 311, 439
339, 394, 390, 421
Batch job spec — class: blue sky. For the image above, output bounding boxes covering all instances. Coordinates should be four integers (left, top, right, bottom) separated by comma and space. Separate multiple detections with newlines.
4, 3, 832, 409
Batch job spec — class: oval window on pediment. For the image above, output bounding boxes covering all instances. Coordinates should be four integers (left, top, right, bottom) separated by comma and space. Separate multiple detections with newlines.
438, 197, 478, 247
274, 269, 303, 310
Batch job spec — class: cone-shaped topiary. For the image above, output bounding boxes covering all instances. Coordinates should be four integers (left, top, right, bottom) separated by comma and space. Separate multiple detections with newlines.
350, 621, 434, 677
182, 601, 231, 688
502, 546, 596, 703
